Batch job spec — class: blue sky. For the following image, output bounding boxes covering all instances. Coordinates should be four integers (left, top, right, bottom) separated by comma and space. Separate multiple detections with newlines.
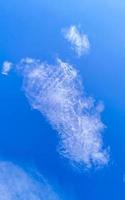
0, 0, 125, 199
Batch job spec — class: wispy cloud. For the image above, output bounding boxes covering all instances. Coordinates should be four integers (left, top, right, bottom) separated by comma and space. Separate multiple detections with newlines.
1, 61, 13, 75
63, 25, 90, 57
14, 57, 109, 168
0, 161, 61, 200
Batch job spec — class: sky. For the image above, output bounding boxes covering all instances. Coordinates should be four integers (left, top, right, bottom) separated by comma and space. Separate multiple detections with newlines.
0, 0, 125, 199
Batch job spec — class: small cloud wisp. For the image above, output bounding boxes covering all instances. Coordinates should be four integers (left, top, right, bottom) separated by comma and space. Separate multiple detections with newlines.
1, 61, 13, 75
63, 25, 90, 57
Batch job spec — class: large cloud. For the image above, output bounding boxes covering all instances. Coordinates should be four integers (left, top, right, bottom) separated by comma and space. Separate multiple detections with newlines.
13, 57, 109, 168
0, 161, 61, 200
63, 25, 90, 57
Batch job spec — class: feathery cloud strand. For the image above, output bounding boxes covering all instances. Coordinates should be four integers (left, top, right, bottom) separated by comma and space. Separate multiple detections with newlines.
0, 161, 61, 200
15, 57, 109, 168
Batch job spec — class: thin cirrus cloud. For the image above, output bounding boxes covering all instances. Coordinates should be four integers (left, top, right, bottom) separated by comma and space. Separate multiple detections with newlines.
1, 61, 13, 75
0, 161, 61, 200
6, 57, 109, 168
63, 25, 90, 57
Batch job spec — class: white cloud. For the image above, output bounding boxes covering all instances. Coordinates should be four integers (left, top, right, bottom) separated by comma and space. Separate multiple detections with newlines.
0, 161, 61, 200
1, 61, 13, 75
15, 58, 109, 168
63, 25, 90, 57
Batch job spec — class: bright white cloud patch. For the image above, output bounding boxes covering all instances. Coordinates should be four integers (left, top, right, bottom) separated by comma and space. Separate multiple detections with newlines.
1, 61, 13, 75
0, 161, 61, 200
15, 58, 109, 168
63, 25, 90, 57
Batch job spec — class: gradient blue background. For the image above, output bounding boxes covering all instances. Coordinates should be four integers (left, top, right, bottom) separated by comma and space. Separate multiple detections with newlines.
0, 0, 125, 199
